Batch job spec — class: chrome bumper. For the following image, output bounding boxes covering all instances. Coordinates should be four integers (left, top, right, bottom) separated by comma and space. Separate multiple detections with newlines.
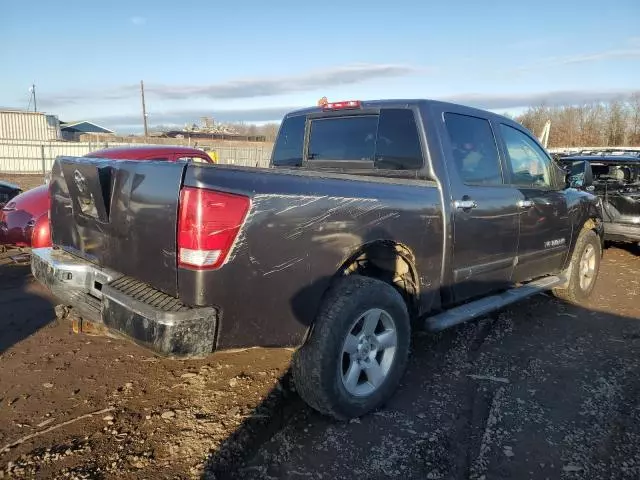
31, 247, 218, 357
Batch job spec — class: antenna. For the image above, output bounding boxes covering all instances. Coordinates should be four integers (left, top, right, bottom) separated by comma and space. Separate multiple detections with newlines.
140, 80, 149, 137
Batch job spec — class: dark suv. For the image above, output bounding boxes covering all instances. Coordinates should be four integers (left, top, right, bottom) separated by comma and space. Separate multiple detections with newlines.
557, 150, 640, 248
0, 180, 21, 209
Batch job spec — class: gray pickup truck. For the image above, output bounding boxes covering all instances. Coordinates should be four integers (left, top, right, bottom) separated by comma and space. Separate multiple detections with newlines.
32, 99, 603, 419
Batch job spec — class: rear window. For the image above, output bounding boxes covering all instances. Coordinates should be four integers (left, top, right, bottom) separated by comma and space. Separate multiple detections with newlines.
308, 116, 378, 162
271, 108, 424, 171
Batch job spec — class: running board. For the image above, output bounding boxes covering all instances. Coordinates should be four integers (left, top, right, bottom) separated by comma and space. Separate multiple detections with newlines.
425, 275, 565, 332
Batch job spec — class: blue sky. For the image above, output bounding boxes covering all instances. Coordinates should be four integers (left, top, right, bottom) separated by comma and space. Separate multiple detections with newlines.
1, 0, 638, 133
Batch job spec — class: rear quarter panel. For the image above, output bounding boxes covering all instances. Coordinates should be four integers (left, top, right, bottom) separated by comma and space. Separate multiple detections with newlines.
179, 165, 444, 349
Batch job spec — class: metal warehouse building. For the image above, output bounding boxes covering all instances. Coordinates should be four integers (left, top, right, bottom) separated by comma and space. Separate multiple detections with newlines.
0, 109, 61, 141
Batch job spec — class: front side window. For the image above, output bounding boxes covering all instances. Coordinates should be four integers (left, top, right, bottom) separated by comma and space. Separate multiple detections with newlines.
444, 113, 503, 185
500, 124, 552, 188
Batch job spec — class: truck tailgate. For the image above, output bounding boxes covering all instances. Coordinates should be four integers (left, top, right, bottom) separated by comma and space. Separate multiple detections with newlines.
50, 156, 186, 297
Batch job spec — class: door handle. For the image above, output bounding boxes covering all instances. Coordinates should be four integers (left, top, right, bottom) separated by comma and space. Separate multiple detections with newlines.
454, 199, 477, 210
518, 199, 534, 209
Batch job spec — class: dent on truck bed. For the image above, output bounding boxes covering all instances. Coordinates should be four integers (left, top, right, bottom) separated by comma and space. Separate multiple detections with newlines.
178, 166, 444, 350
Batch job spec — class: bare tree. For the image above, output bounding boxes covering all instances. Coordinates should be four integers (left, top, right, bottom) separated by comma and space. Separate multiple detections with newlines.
514, 92, 640, 147
606, 100, 628, 146
629, 92, 640, 145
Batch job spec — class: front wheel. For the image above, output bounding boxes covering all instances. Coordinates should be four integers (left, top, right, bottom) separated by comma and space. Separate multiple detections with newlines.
292, 275, 411, 420
553, 229, 601, 303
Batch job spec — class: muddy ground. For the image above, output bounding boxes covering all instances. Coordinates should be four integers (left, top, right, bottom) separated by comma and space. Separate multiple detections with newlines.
0, 245, 639, 479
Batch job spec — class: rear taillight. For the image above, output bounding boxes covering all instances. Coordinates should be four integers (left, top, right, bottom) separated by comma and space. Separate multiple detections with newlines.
177, 187, 250, 270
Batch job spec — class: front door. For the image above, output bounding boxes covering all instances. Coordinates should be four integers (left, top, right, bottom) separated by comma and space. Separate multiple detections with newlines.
498, 123, 571, 282
443, 112, 522, 303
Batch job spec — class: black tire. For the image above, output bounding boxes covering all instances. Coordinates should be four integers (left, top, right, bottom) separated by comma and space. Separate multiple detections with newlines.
292, 275, 411, 420
553, 229, 601, 303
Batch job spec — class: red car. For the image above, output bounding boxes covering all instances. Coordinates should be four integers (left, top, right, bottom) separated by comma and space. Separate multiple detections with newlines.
0, 146, 215, 248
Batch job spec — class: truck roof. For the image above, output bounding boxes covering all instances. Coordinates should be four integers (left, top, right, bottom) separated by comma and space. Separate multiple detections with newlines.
285, 98, 511, 122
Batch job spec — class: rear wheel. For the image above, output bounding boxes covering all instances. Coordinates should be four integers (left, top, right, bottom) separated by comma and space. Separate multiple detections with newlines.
553, 229, 601, 303
292, 275, 411, 420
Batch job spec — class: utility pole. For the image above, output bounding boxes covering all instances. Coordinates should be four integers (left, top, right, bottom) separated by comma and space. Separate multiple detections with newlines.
32, 83, 37, 112
140, 80, 149, 137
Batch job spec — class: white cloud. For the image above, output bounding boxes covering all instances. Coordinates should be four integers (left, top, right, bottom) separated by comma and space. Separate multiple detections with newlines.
444, 89, 638, 109
86, 88, 640, 133
39, 63, 423, 107
516, 38, 640, 71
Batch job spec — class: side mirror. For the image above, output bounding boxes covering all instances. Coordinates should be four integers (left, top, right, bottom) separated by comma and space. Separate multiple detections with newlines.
567, 160, 594, 190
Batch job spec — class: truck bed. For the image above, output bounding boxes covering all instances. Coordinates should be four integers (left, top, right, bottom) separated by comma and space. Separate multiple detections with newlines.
48, 158, 444, 349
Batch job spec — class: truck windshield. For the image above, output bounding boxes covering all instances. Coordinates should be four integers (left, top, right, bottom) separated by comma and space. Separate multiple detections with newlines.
591, 163, 639, 185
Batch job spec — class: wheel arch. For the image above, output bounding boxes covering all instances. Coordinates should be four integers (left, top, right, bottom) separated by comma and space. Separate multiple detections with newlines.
300, 240, 420, 346
565, 197, 605, 270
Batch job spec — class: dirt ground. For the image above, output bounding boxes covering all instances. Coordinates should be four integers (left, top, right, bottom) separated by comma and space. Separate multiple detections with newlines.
0, 246, 639, 479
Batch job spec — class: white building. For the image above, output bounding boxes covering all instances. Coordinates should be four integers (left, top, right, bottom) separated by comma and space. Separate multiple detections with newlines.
0, 109, 61, 141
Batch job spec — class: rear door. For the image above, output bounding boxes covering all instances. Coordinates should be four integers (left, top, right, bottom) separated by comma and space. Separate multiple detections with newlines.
441, 111, 522, 302
498, 123, 570, 282
50, 157, 187, 296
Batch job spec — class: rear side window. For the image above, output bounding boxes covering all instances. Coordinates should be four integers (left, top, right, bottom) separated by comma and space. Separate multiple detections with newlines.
444, 113, 503, 185
272, 115, 305, 166
308, 116, 378, 162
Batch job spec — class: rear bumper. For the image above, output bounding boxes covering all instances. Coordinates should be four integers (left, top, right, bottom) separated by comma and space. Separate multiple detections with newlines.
604, 222, 640, 243
31, 247, 218, 357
